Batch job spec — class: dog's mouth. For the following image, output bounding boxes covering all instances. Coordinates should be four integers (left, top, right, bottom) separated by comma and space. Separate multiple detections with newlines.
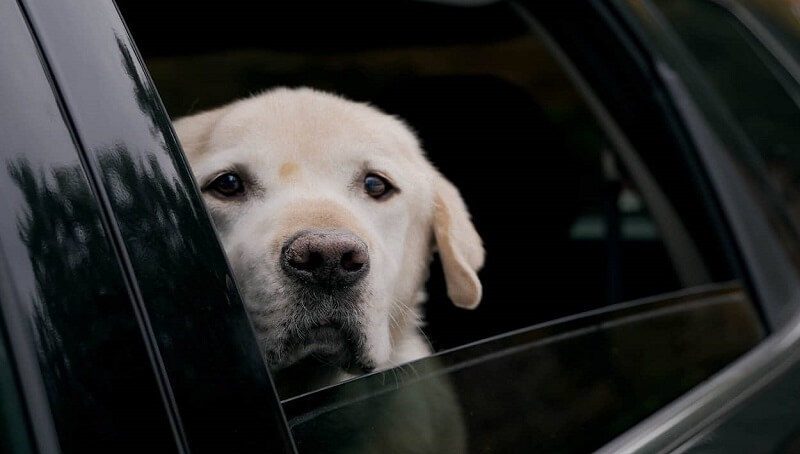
274, 319, 373, 375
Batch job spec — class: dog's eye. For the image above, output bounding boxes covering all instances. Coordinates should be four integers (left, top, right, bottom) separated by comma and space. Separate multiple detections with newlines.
364, 174, 394, 199
208, 172, 245, 197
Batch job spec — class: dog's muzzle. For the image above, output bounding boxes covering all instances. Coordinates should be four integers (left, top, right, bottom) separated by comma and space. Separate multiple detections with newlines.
273, 229, 372, 373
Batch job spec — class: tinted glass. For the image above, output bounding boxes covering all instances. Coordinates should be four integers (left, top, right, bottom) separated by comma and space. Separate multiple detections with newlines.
614, 0, 800, 327
646, 0, 800, 260
285, 283, 761, 453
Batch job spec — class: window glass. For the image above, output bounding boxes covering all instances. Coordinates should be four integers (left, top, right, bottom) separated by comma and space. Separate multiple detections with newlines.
617, 0, 800, 328
119, 0, 762, 450
648, 0, 800, 269
283, 282, 760, 453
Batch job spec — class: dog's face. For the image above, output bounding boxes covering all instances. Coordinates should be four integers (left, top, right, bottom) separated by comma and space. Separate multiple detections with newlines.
175, 88, 483, 376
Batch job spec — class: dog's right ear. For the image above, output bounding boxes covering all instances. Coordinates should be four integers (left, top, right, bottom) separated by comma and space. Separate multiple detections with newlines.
172, 106, 229, 156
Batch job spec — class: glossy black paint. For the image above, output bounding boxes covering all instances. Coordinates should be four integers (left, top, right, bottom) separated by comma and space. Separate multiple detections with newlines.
0, 0, 295, 452
0, 0, 175, 450
0, 294, 34, 454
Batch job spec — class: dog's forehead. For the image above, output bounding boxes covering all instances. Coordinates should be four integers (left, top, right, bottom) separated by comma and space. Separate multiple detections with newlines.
210, 89, 424, 163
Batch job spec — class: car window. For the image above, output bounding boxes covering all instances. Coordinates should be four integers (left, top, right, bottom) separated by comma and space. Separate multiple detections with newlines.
117, 0, 764, 451
665, 0, 800, 163
613, 0, 800, 328
638, 0, 800, 267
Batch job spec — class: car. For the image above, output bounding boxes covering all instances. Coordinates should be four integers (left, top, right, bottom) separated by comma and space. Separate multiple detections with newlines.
1, 0, 799, 452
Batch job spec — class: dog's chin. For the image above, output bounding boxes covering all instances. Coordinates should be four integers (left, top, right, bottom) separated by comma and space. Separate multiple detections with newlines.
297, 326, 366, 371
270, 323, 374, 397
273, 321, 373, 372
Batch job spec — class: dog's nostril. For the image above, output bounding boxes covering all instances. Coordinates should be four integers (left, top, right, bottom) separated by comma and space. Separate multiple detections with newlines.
290, 251, 323, 272
340, 251, 364, 272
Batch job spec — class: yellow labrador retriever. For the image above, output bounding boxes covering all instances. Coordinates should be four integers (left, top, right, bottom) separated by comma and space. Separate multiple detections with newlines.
174, 87, 483, 394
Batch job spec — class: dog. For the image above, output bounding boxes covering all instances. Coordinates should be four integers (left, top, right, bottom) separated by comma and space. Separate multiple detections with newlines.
174, 87, 484, 396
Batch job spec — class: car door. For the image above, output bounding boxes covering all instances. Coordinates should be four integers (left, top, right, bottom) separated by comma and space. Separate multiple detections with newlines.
2, 0, 798, 452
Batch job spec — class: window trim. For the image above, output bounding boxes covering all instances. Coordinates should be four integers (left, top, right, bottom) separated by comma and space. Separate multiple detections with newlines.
14, 0, 298, 451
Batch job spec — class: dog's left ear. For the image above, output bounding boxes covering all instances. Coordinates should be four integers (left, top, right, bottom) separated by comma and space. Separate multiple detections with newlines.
173, 105, 230, 156
432, 173, 485, 310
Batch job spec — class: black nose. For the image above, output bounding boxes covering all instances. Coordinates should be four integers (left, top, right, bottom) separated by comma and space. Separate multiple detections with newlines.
281, 230, 369, 288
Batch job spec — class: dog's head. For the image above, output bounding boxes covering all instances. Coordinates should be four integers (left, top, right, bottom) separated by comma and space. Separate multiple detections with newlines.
175, 88, 483, 375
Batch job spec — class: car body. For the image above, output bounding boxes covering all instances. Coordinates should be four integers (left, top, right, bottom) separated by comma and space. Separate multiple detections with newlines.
1, 0, 799, 452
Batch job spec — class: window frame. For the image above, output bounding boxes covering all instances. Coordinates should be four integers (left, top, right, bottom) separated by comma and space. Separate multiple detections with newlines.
2, 0, 296, 452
